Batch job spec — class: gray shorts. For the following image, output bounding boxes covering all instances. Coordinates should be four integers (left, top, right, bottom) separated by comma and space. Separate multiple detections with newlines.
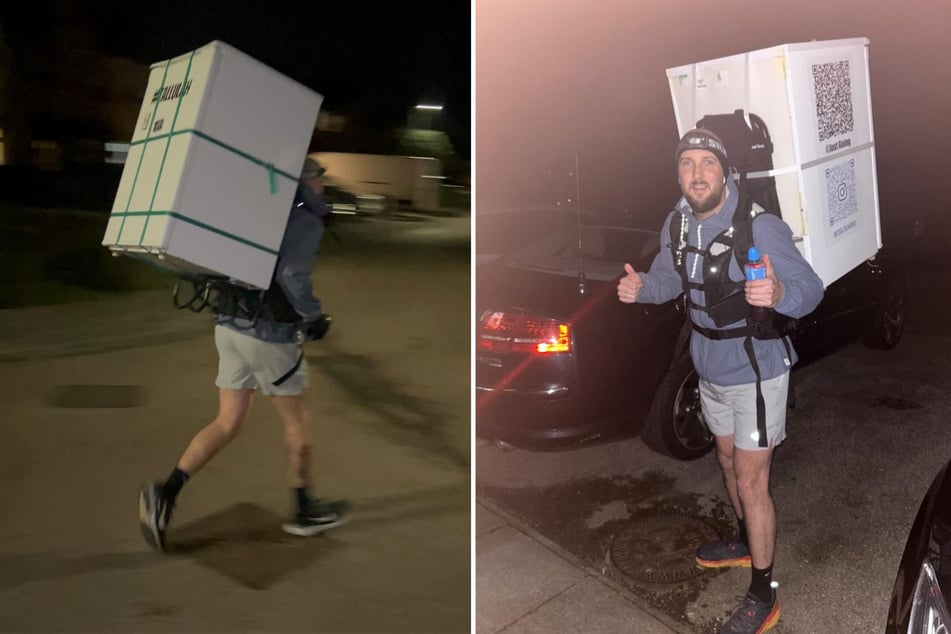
700, 372, 789, 451
214, 325, 308, 396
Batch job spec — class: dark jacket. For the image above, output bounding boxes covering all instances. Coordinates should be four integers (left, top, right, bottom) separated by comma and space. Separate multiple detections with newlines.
216, 183, 328, 343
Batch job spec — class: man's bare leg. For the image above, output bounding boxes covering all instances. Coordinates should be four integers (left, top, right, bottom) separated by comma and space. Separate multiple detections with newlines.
139, 388, 254, 551
269, 394, 311, 489
270, 394, 350, 536
715, 434, 743, 522
176, 388, 255, 475
733, 445, 776, 569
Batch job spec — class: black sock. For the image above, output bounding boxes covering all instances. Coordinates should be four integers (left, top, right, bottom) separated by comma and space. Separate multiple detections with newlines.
737, 516, 749, 546
749, 564, 775, 604
161, 467, 189, 503
295, 487, 311, 515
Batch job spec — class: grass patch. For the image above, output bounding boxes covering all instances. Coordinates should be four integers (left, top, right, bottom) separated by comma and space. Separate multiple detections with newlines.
0, 204, 174, 309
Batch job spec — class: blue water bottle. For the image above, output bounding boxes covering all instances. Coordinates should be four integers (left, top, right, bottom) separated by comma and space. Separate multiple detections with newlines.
744, 246, 769, 323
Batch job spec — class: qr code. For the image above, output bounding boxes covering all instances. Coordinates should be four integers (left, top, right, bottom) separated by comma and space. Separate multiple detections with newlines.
812, 60, 854, 141
825, 159, 857, 228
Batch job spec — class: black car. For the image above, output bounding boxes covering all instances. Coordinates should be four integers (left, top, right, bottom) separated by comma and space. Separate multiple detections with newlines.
886, 459, 951, 632
475, 209, 906, 459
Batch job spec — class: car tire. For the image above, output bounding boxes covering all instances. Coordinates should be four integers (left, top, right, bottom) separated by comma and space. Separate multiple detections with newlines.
641, 353, 715, 461
864, 275, 906, 350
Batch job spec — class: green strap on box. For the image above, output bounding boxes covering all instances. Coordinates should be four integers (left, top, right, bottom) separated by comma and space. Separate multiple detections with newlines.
116, 47, 297, 252
129, 129, 297, 187
108, 210, 278, 256
117, 57, 172, 245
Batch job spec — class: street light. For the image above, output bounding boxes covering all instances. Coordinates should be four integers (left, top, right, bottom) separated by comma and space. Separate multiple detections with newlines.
410, 103, 444, 130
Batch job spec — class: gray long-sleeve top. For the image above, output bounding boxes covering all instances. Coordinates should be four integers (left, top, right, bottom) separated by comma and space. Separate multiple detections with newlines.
636, 176, 824, 386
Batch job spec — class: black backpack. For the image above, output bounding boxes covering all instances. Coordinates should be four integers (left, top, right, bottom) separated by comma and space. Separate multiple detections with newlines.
688, 108, 802, 328
694, 109, 782, 274
667, 108, 783, 301
697, 109, 780, 215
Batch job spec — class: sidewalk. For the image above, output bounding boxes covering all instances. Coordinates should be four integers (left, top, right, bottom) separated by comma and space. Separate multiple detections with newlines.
476, 496, 690, 634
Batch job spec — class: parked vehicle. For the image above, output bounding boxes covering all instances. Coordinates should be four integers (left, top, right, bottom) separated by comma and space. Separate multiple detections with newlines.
476, 207, 593, 267
886, 458, 951, 633
323, 184, 389, 218
475, 209, 906, 459
313, 152, 442, 212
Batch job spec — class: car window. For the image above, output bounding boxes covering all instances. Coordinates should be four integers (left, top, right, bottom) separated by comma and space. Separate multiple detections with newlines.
506, 225, 658, 281
476, 210, 594, 256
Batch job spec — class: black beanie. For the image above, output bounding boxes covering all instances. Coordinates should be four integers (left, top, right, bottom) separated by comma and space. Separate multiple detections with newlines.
675, 128, 729, 174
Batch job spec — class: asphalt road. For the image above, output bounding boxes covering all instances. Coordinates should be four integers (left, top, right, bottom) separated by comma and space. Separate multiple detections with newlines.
0, 213, 471, 633
476, 269, 950, 633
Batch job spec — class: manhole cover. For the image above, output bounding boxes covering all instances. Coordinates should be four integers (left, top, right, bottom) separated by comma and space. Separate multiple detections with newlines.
611, 513, 719, 584
48, 385, 146, 409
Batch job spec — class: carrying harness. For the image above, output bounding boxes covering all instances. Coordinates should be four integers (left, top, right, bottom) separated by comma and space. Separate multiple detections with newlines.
170, 271, 304, 387
172, 193, 321, 377
172, 251, 302, 326
172, 184, 323, 326
669, 178, 794, 448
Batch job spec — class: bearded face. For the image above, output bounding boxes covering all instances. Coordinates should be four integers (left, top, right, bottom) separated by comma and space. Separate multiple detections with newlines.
677, 149, 727, 219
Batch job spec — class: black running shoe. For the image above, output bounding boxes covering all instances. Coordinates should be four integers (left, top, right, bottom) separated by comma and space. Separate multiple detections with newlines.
138, 481, 174, 552
282, 498, 352, 537
720, 592, 781, 633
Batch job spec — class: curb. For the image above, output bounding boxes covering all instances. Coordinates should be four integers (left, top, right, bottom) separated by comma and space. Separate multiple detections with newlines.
476, 495, 694, 634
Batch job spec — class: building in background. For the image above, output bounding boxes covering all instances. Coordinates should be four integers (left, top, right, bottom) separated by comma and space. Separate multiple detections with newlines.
0, 11, 147, 170
0, 5, 468, 212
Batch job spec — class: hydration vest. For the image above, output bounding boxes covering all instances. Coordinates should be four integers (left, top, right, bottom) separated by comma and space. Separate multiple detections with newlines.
667, 181, 794, 341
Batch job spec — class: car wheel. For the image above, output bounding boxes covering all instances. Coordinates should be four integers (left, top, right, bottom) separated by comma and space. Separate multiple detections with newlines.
864, 276, 906, 350
641, 353, 715, 460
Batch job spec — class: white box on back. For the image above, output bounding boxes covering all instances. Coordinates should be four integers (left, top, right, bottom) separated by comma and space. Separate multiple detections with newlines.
102, 40, 323, 289
666, 37, 880, 288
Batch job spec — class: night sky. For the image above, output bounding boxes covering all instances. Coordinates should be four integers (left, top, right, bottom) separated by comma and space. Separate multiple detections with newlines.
2, 0, 471, 156
476, 0, 951, 251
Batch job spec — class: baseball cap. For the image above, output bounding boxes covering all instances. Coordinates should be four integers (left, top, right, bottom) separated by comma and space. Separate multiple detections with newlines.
300, 157, 326, 178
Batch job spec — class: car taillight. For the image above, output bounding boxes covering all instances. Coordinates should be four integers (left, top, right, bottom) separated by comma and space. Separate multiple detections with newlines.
479, 311, 571, 354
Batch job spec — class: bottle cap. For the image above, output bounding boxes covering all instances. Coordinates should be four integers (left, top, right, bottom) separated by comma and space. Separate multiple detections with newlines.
747, 246, 761, 262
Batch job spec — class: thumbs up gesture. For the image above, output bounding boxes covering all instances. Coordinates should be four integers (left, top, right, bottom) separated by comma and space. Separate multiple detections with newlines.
617, 263, 644, 304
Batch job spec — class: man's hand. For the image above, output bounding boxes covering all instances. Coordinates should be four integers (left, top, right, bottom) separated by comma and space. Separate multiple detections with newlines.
617, 263, 644, 304
745, 253, 784, 308
299, 314, 332, 342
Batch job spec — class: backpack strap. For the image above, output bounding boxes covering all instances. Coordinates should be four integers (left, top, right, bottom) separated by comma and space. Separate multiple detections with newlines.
742, 336, 769, 448
668, 210, 689, 283
731, 171, 756, 271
